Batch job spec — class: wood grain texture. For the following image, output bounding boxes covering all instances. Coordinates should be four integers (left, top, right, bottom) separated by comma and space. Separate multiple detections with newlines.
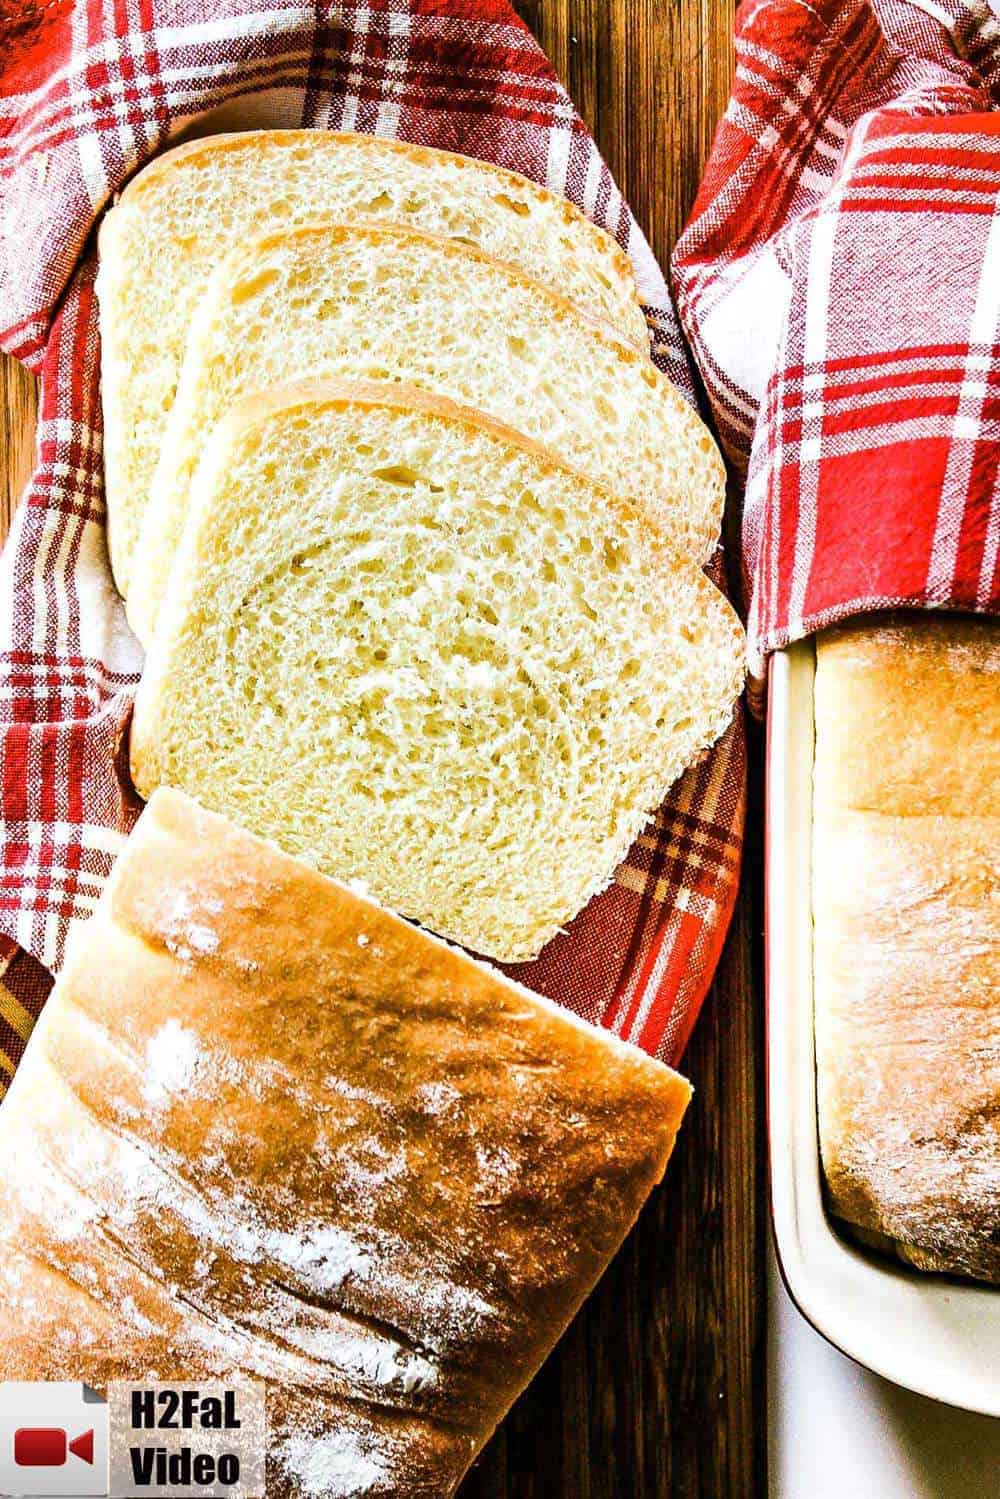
0, 355, 37, 537
515, 0, 736, 266
0, 2, 764, 1493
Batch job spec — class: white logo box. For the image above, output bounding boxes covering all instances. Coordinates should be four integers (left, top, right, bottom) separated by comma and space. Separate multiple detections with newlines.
0, 1384, 265, 1499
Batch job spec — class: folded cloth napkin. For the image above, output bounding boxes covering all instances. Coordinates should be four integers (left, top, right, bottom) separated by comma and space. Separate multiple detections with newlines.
0, 0, 745, 1090
672, 0, 1000, 687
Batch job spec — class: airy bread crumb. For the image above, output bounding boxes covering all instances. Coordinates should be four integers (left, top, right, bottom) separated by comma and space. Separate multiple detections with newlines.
126, 222, 723, 646
131, 379, 746, 963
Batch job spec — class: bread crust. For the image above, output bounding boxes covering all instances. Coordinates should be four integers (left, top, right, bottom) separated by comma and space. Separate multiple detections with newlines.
813, 612, 1000, 1283
0, 788, 691, 1495
169, 371, 723, 570
112, 129, 640, 325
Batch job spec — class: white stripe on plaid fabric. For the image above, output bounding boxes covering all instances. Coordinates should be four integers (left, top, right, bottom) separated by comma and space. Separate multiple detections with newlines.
674, 0, 1000, 681
0, 0, 744, 1070
928, 200, 1000, 601
0, 818, 125, 852
786, 205, 836, 640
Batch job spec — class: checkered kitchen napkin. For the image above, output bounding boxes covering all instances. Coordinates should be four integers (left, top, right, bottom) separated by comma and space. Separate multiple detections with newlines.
673, 0, 1000, 690
0, 0, 746, 1091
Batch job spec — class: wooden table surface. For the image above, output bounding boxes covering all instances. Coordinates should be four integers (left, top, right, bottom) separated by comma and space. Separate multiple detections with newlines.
0, 3, 766, 1494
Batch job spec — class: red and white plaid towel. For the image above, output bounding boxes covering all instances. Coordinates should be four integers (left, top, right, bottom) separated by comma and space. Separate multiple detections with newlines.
673, 0, 1000, 686
0, 0, 746, 1091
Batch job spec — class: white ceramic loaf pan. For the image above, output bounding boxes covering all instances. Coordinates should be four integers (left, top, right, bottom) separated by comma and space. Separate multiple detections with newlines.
766, 638, 1000, 1417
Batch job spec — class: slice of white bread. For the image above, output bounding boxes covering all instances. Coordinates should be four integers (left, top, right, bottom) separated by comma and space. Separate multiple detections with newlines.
130, 379, 746, 963
126, 223, 724, 647
96, 130, 648, 595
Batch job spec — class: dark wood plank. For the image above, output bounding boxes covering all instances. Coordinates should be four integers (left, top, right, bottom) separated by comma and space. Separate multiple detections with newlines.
514, 0, 735, 268
0, 354, 37, 537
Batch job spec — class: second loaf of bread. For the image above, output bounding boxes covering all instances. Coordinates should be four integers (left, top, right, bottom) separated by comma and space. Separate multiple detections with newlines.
813, 614, 1000, 1283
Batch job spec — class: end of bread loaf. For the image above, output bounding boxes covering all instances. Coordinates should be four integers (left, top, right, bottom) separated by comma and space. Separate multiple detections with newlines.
0, 785, 691, 1494
131, 378, 745, 962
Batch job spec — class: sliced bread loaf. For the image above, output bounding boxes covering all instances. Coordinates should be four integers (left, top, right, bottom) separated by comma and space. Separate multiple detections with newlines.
126, 223, 724, 646
130, 379, 745, 964
97, 130, 648, 595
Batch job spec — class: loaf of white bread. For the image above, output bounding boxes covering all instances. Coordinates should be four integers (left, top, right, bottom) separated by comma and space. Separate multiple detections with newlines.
0, 787, 692, 1496
130, 380, 745, 963
813, 614, 1000, 1283
97, 130, 650, 594
124, 221, 724, 646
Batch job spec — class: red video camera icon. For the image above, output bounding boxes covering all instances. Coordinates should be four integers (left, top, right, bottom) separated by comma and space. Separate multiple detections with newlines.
13, 1429, 95, 1468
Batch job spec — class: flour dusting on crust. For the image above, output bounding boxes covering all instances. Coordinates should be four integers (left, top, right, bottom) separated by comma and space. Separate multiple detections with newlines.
275, 1428, 388, 1497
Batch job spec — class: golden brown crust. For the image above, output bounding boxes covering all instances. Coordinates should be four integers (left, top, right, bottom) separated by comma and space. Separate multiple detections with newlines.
115, 129, 639, 316
0, 788, 690, 1495
226, 218, 689, 406
185, 374, 730, 594
813, 611, 1000, 1284
812, 612, 1000, 817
